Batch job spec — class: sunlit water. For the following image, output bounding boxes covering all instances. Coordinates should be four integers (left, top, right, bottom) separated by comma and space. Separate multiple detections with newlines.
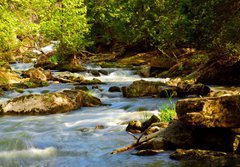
0, 63, 237, 167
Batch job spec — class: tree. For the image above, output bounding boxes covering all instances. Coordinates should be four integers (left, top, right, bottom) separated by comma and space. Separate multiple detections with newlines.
40, 0, 90, 56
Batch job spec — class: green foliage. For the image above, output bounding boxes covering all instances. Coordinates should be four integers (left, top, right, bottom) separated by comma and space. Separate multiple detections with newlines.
1, 0, 239, 57
48, 54, 60, 64
159, 103, 176, 122
0, 4, 18, 51
40, 0, 90, 56
159, 93, 176, 122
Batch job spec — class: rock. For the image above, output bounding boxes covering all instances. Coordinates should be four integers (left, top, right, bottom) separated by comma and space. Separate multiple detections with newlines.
142, 115, 161, 131
117, 51, 176, 69
196, 55, 240, 86
90, 70, 101, 77
56, 55, 86, 72
170, 149, 240, 161
34, 61, 57, 70
108, 86, 121, 92
137, 65, 151, 77
0, 71, 21, 86
98, 70, 108, 75
75, 86, 89, 91
34, 51, 57, 70
92, 85, 99, 89
145, 126, 162, 135
122, 80, 168, 98
78, 78, 103, 85
23, 68, 49, 83
176, 95, 240, 128
193, 127, 238, 152
168, 78, 210, 97
95, 125, 105, 130
0, 89, 101, 115
132, 149, 164, 156
181, 83, 210, 97
136, 137, 165, 150
126, 120, 143, 133
122, 80, 210, 98
162, 121, 194, 149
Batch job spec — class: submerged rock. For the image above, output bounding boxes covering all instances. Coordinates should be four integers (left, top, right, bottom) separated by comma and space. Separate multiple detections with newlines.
176, 95, 240, 128
0, 89, 101, 115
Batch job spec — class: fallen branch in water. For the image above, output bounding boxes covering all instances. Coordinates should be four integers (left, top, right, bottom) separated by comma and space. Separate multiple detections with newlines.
111, 130, 163, 154
127, 132, 138, 140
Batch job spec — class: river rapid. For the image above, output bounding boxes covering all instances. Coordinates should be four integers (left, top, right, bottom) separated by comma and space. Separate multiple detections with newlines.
0, 63, 224, 167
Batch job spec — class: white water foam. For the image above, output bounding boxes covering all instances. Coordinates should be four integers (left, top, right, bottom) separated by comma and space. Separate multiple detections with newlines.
0, 147, 57, 159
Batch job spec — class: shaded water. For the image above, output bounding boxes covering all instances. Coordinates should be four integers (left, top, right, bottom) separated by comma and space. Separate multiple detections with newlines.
0, 63, 238, 167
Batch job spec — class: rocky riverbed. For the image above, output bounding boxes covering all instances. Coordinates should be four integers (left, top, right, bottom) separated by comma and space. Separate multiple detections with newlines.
0, 53, 240, 166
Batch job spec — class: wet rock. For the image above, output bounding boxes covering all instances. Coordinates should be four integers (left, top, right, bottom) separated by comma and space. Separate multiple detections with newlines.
136, 137, 165, 150
58, 58, 86, 72
122, 80, 168, 98
137, 65, 151, 77
170, 149, 240, 161
132, 149, 164, 156
196, 55, 240, 86
145, 126, 162, 135
176, 95, 240, 128
142, 115, 161, 131
126, 120, 142, 133
23, 68, 48, 83
90, 70, 101, 77
92, 85, 99, 89
98, 70, 108, 75
75, 86, 89, 91
162, 121, 194, 149
122, 80, 210, 98
108, 86, 121, 92
0, 89, 101, 115
78, 78, 103, 85
95, 125, 105, 130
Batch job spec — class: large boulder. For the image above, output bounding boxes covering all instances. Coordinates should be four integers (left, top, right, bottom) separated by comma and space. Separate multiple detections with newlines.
23, 67, 52, 81
122, 80, 171, 98
23, 68, 47, 83
58, 56, 86, 72
170, 149, 240, 161
0, 90, 101, 115
176, 95, 240, 128
196, 55, 240, 85
122, 80, 210, 98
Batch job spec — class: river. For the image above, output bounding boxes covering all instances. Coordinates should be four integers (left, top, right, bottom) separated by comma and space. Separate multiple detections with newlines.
0, 63, 231, 167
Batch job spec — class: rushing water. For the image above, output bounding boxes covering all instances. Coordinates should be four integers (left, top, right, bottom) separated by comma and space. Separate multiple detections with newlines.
1, 63, 237, 167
